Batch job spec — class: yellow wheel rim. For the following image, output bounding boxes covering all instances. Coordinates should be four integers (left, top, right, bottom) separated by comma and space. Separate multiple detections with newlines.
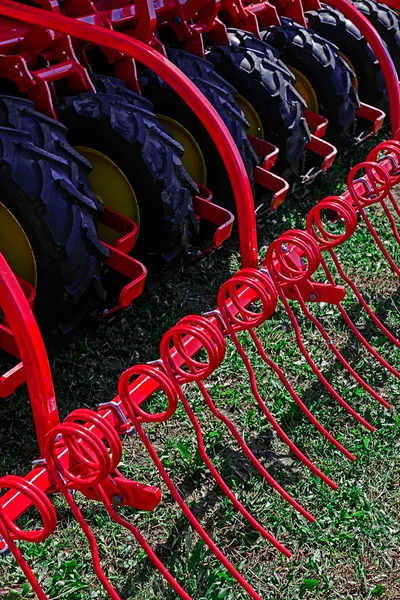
338, 52, 359, 92
235, 94, 265, 139
157, 115, 207, 185
75, 147, 140, 245
0, 202, 37, 287
288, 66, 319, 115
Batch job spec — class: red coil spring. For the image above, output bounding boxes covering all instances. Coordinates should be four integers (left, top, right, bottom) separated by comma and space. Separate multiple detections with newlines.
45, 408, 192, 600
160, 314, 295, 555
307, 196, 400, 373
366, 140, 400, 186
264, 231, 379, 430
0, 476, 57, 600
347, 160, 400, 276
217, 268, 278, 331
216, 268, 340, 487
306, 196, 358, 250
118, 362, 264, 599
160, 315, 226, 383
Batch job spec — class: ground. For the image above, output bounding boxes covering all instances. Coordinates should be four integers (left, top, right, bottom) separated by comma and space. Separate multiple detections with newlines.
0, 136, 399, 600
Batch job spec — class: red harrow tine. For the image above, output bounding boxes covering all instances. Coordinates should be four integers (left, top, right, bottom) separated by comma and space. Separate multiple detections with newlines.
118, 365, 264, 600
264, 234, 378, 432
0, 476, 57, 600
43, 408, 191, 600
217, 269, 355, 463
281, 229, 390, 410
159, 316, 305, 550
347, 160, 400, 277
306, 197, 400, 369
162, 315, 317, 522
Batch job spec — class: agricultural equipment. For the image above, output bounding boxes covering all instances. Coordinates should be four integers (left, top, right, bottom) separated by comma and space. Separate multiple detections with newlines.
1, 132, 400, 598
0, 0, 398, 343
1, 0, 400, 597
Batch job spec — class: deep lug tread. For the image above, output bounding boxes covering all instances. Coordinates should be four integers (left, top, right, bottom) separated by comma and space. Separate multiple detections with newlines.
138, 48, 257, 209
205, 40, 310, 182
352, 0, 400, 76
305, 4, 387, 111
261, 17, 359, 147
0, 124, 107, 335
56, 84, 198, 269
0, 95, 102, 211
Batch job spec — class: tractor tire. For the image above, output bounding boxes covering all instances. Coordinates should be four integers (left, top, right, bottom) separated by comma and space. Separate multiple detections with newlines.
55, 86, 198, 272
205, 41, 310, 182
0, 126, 107, 336
352, 0, 400, 76
305, 4, 388, 112
262, 18, 359, 147
138, 48, 257, 210
0, 95, 102, 210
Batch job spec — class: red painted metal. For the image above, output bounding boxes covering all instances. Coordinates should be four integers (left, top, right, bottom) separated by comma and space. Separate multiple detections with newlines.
0, 254, 59, 454
1, 135, 400, 590
326, 0, 400, 137
0, 0, 259, 269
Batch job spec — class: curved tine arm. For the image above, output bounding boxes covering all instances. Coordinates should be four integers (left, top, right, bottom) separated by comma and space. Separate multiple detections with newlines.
196, 380, 317, 520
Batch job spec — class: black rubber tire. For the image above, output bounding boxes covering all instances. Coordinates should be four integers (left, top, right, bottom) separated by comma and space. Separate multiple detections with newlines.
352, 0, 400, 76
138, 48, 258, 210
205, 40, 310, 182
261, 17, 359, 147
55, 83, 198, 272
0, 126, 107, 336
305, 4, 388, 111
0, 95, 102, 211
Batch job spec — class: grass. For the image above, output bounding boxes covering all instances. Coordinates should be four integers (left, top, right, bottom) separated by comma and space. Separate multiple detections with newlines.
0, 136, 400, 600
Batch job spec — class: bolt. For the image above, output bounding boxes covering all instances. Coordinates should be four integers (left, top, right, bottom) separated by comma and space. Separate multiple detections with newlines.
309, 293, 317, 301
173, 16, 181, 24
111, 494, 123, 506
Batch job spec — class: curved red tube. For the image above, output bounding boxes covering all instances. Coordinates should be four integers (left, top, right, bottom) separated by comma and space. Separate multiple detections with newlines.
0, 254, 59, 453
0, 0, 258, 268
326, 0, 400, 137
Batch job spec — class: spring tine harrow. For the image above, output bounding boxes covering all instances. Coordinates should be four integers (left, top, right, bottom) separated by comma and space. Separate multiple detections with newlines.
159, 316, 300, 553
42, 409, 192, 600
216, 269, 355, 463
347, 152, 400, 276
118, 364, 264, 600
163, 315, 317, 522
306, 196, 400, 369
264, 230, 389, 427
0, 476, 57, 600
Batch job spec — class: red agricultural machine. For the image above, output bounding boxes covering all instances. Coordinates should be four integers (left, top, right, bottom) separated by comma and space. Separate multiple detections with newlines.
1, 0, 400, 597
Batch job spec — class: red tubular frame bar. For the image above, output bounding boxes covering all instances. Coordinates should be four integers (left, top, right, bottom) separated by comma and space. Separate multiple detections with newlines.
0, 0, 258, 269
326, 0, 400, 139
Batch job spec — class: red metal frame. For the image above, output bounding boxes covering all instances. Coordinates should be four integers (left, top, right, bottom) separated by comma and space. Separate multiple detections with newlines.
2, 138, 400, 525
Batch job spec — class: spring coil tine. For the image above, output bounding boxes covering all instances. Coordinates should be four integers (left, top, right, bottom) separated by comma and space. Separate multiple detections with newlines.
307, 199, 400, 371
45, 411, 192, 600
0, 475, 57, 600
44, 420, 122, 600
176, 315, 316, 521
68, 410, 192, 600
216, 273, 339, 489
219, 269, 355, 461
286, 229, 390, 409
118, 364, 264, 600
161, 317, 294, 555
347, 161, 400, 277
265, 235, 375, 432
366, 141, 400, 186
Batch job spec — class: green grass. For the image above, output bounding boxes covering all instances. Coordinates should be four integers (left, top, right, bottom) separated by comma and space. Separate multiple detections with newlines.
1, 138, 400, 600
